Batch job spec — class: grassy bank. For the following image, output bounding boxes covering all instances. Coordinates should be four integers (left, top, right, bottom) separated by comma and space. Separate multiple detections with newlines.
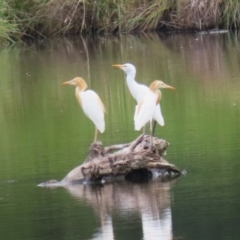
1, 0, 240, 45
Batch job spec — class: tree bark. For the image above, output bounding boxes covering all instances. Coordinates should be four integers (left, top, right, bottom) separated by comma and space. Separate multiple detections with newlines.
38, 135, 181, 187
62, 134, 180, 184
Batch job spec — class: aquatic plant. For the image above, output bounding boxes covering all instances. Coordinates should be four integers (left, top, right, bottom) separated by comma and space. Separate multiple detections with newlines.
0, 0, 19, 46
1, 0, 240, 45
221, 0, 240, 29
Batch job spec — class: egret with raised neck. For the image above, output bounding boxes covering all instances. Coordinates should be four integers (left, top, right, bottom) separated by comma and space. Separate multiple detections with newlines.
112, 63, 165, 133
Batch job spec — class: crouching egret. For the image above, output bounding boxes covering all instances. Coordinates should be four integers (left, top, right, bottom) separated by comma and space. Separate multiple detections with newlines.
112, 63, 164, 133
134, 80, 175, 134
62, 77, 105, 142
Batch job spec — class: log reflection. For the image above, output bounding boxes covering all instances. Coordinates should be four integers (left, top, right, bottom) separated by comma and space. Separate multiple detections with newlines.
64, 180, 176, 240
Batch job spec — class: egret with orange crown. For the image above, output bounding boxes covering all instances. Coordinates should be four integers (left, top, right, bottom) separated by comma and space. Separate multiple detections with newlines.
62, 77, 105, 142
112, 63, 164, 131
135, 80, 175, 135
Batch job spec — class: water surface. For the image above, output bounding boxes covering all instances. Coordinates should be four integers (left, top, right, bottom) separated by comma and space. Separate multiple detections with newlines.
0, 32, 240, 240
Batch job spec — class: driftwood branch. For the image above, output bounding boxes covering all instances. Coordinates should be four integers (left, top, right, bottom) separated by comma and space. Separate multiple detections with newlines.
63, 135, 179, 183
38, 135, 181, 187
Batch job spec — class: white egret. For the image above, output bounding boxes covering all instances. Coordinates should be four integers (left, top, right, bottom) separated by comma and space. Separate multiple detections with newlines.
112, 63, 164, 131
135, 80, 175, 133
62, 77, 105, 142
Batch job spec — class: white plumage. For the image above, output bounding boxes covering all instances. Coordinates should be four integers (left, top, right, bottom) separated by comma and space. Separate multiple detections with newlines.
112, 63, 164, 127
134, 89, 158, 131
134, 80, 175, 132
77, 89, 105, 133
63, 77, 105, 142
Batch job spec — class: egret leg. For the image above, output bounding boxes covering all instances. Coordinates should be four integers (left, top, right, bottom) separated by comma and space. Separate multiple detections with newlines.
142, 122, 151, 135
149, 120, 153, 146
94, 128, 98, 142
151, 120, 157, 137
150, 120, 157, 147
142, 125, 145, 134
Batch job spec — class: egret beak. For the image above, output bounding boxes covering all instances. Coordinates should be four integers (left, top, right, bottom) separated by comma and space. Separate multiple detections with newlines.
62, 81, 71, 85
165, 84, 175, 90
159, 82, 175, 90
112, 64, 124, 69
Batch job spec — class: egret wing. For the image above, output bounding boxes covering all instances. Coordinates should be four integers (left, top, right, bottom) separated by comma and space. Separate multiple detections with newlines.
134, 92, 156, 131
136, 83, 149, 103
134, 105, 138, 121
153, 104, 164, 126
77, 90, 105, 133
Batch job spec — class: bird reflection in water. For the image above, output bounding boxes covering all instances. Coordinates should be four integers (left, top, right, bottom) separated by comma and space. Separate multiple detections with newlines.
64, 180, 177, 240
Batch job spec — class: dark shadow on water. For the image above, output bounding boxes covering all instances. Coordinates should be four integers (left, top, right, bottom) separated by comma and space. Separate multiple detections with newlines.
125, 169, 153, 183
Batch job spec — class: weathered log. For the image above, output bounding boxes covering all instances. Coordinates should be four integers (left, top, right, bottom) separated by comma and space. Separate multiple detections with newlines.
38, 135, 181, 187
68, 135, 179, 182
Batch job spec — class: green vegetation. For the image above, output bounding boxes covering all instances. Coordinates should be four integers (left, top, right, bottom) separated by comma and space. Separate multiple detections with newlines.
0, 1, 19, 46
1, 0, 240, 45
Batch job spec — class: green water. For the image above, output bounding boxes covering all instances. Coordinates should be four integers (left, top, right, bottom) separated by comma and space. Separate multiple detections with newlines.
0, 32, 240, 240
